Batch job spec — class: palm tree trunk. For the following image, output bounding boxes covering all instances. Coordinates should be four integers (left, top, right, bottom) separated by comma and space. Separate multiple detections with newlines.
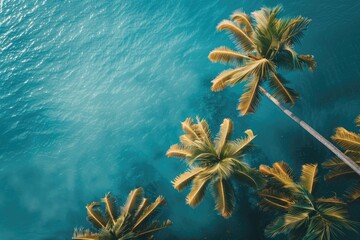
259, 86, 360, 176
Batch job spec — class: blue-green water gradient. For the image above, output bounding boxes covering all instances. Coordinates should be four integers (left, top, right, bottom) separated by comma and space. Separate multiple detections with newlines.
0, 0, 359, 239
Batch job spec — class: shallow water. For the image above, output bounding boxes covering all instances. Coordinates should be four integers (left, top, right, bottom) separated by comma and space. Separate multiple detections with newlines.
0, 0, 359, 239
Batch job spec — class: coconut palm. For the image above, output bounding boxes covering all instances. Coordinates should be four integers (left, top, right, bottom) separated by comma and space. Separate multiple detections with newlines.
166, 117, 264, 218
72, 188, 172, 240
208, 6, 360, 176
259, 161, 358, 239
323, 115, 360, 202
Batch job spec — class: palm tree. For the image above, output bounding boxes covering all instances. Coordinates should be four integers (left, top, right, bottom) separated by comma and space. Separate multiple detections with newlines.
323, 115, 360, 202
259, 161, 358, 239
166, 117, 264, 218
208, 6, 360, 176
72, 188, 172, 240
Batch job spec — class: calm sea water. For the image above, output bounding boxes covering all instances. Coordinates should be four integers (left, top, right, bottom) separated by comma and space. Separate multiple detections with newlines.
0, 0, 359, 239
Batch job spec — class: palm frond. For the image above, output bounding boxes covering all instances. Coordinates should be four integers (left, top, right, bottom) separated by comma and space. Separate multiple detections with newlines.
259, 162, 298, 191
234, 168, 265, 189
280, 16, 311, 45
315, 197, 345, 205
210, 68, 245, 92
181, 118, 198, 139
300, 164, 318, 194
265, 210, 310, 238
259, 188, 294, 211
231, 11, 254, 36
195, 117, 213, 146
356, 115, 360, 127
86, 202, 107, 229
101, 193, 117, 225
298, 54, 316, 71
172, 168, 203, 191
238, 76, 262, 115
132, 196, 166, 231
215, 118, 233, 156
136, 220, 172, 237
208, 46, 250, 65
228, 129, 256, 157
345, 182, 360, 202
212, 177, 235, 218
217, 20, 255, 52
332, 127, 360, 152
268, 72, 298, 105
73, 228, 98, 240
186, 174, 211, 207
121, 187, 144, 219
166, 144, 191, 158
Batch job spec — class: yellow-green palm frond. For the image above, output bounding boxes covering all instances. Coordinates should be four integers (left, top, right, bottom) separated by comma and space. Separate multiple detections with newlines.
279, 16, 311, 45
186, 173, 212, 207
230, 11, 254, 36
181, 118, 199, 139
268, 72, 298, 105
307, 203, 359, 239
300, 164, 318, 194
323, 153, 360, 180
227, 129, 256, 157
210, 68, 245, 92
356, 115, 360, 126
132, 195, 167, 232
238, 76, 262, 115
217, 20, 255, 52
345, 182, 360, 202
136, 219, 172, 238
259, 162, 298, 191
86, 202, 107, 229
315, 197, 346, 205
101, 193, 117, 225
73, 228, 98, 240
212, 177, 235, 218
298, 54, 316, 71
259, 188, 294, 211
208, 46, 251, 65
194, 116, 213, 146
234, 167, 265, 189
331, 127, 360, 152
172, 167, 203, 191
166, 144, 191, 158
215, 118, 233, 156
121, 187, 144, 218
252, 6, 282, 33
265, 208, 310, 238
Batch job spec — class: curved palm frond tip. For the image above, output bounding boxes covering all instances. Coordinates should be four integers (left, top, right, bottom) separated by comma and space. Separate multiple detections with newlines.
167, 117, 265, 218
209, 6, 316, 115
73, 188, 172, 240
259, 162, 358, 239
323, 115, 360, 202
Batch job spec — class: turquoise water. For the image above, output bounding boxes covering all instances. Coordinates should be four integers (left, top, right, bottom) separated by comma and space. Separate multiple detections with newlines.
0, 0, 359, 239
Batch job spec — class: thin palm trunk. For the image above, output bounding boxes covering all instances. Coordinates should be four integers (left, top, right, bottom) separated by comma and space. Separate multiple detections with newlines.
259, 86, 360, 176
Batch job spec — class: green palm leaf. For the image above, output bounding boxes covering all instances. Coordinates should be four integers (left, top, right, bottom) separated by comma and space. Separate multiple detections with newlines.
217, 20, 255, 52
268, 72, 298, 105
212, 177, 235, 218
209, 46, 251, 65
300, 164, 318, 194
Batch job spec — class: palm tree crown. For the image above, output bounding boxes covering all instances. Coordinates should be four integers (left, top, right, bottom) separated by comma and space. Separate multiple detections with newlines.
323, 115, 360, 202
209, 6, 316, 115
73, 188, 172, 240
166, 117, 264, 218
259, 162, 358, 239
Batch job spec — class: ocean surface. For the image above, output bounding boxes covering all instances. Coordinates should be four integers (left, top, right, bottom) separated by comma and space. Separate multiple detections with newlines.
0, 0, 359, 239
